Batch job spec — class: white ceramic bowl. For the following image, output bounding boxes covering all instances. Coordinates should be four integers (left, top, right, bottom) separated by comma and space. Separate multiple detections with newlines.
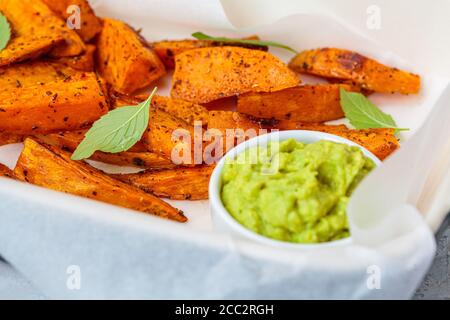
209, 130, 381, 250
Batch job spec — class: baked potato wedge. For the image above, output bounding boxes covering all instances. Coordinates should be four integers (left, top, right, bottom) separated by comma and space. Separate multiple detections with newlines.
237, 84, 361, 122
96, 18, 166, 94
0, 131, 23, 146
14, 138, 186, 222
152, 35, 267, 69
171, 47, 300, 103
41, 0, 102, 42
115, 165, 215, 200
50, 44, 96, 72
289, 48, 420, 94
0, 61, 108, 134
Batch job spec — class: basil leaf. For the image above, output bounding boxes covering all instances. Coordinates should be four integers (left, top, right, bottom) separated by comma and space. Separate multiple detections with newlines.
340, 88, 408, 132
192, 32, 297, 54
71, 87, 158, 161
0, 13, 11, 51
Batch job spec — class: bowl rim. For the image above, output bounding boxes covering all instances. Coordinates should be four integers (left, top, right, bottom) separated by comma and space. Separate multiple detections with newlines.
208, 129, 382, 249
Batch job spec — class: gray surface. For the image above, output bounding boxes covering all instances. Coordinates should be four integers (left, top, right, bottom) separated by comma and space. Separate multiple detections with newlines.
414, 215, 450, 299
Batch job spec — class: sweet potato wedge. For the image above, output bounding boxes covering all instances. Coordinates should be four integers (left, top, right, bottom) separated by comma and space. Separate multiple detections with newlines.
207, 111, 261, 135
289, 48, 420, 94
41, 0, 102, 42
96, 18, 166, 94
50, 44, 96, 72
0, 61, 108, 134
0, 131, 23, 146
14, 138, 186, 222
143, 108, 200, 165
276, 122, 399, 160
151, 36, 267, 69
0, 0, 67, 66
35, 130, 175, 169
237, 84, 361, 122
0, 163, 15, 179
115, 165, 215, 200
171, 47, 300, 103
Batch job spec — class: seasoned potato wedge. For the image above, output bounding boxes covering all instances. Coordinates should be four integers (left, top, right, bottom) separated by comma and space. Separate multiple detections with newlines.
289, 48, 420, 94
50, 44, 96, 72
276, 122, 399, 160
0, 131, 23, 146
96, 18, 166, 94
207, 111, 261, 135
36, 130, 174, 169
14, 138, 186, 222
0, 163, 15, 179
152, 36, 267, 69
0, 61, 108, 134
115, 165, 215, 200
42, 0, 102, 42
171, 47, 300, 103
143, 108, 200, 165
237, 84, 361, 122
0, 0, 69, 66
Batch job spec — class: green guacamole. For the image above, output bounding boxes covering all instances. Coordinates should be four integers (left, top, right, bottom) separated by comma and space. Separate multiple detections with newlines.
221, 139, 375, 243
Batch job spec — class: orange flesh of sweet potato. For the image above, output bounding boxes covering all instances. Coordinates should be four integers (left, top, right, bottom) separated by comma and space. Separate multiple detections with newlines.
49, 44, 96, 72
35, 130, 175, 169
289, 48, 420, 94
0, 131, 23, 146
0, 163, 15, 179
14, 138, 186, 222
0, 61, 108, 134
237, 84, 361, 122
151, 36, 267, 69
171, 46, 300, 104
115, 165, 215, 200
41, 0, 102, 42
0, 0, 67, 66
96, 18, 166, 94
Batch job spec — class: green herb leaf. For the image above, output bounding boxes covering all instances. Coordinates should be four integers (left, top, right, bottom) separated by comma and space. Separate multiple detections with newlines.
0, 12, 11, 51
340, 88, 408, 132
192, 32, 297, 54
71, 87, 158, 161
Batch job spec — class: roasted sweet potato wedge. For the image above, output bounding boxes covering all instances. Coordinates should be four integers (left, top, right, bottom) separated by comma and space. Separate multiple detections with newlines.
35, 130, 174, 169
0, 131, 23, 146
0, 0, 86, 60
143, 108, 201, 165
42, 0, 102, 42
0, 61, 108, 134
14, 138, 186, 222
276, 122, 399, 160
0, 0, 68, 66
237, 84, 361, 122
50, 44, 96, 72
207, 111, 261, 135
171, 47, 300, 103
152, 36, 267, 69
0, 163, 15, 179
115, 165, 215, 200
289, 48, 420, 94
96, 18, 166, 94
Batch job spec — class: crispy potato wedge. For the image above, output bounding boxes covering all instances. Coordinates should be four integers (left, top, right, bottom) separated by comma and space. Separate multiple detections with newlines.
41, 0, 102, 42
207, 111, 261, 134
0, 163, 15, 179
237, 84, 361, 122
171, 47, 300, 103
152, 36, 267, 69
0, 61, 108, 134
143, 108, 200, 165
115, 165, 215, 200
0, 0, 67, 66
36, 130, 174, 169
289, 48, 420, 94
276, 122, 399, 160
0, 131, 23, 146
96, 18, 166, 94
50, 44, 96, 72
14, 138, 186, 222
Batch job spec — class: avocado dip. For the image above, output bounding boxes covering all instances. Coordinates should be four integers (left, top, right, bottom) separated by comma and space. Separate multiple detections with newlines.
221, 139, 375, 243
